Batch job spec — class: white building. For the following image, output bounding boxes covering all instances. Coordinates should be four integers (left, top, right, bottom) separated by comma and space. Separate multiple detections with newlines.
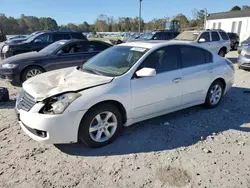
206, 10, 250, 42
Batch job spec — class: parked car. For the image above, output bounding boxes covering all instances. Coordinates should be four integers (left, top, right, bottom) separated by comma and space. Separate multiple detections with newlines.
175, 29, 230, 57
8, 35, 27, 41
0, 39, 111, 84
238, 36, 250, 54
126, 30, 180, 42
5, 31, 47, 44
16, 41, 234, 148
238, 46, 250, 70
0, 31, 87, 60
227, 32, 240, 50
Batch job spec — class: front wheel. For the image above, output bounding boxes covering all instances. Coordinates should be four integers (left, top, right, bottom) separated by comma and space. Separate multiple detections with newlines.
78, 104, 123, 148
204, 80, 224, 108
21, 66, 44, 82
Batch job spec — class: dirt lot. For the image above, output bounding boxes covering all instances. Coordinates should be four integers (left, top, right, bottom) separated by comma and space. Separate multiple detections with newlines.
0, 52, 250, 188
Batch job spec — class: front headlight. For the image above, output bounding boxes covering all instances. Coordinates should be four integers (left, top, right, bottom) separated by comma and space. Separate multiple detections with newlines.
2, 45, 9, 53
41, 93, 81, 114
241, 49, 248, 56
1, 64, 18, 69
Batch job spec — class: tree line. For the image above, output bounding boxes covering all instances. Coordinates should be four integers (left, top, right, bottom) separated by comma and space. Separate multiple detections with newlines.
0, 5, 249, 35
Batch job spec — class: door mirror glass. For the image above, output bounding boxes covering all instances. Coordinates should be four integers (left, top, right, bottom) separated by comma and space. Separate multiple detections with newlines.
198, 38, 206, 43
57, 50, 63, 56
34, 39, 42, 43
136, 67, 156, 77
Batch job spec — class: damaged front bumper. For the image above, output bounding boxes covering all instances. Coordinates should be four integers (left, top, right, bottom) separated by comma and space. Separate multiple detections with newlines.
15, 102, 87, 144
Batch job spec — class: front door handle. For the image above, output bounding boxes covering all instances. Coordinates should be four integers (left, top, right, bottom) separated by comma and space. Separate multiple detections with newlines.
172, 78, 182, 83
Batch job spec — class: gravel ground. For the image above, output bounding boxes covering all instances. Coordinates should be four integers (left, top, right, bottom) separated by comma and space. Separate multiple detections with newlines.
1, 52, 250, 188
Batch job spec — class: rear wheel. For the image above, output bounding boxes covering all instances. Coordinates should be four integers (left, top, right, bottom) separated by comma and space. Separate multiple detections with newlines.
204, 80, 224, 108
218, 48, 226, 57
233, 43, 239, 50
21, 66, 44, 82
78, 104, 123, 148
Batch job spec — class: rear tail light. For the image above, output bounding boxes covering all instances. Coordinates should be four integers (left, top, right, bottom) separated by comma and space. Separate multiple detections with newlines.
225, 58, 235, 72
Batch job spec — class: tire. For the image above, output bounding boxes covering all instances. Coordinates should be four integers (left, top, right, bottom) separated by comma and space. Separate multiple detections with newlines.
21, 66, 44, 83
204, 80, 224, 108
233, 43, 239, 50
218, 48, 226, 57
78, 104, 123, 148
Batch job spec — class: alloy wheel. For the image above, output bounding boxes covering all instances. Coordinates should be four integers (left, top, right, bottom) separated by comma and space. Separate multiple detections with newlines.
26, 69, 42, 79
209, 84, 222, 105
89, 111, 118, 142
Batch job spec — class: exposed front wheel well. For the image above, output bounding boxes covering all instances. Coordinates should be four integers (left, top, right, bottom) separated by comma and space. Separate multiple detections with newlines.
212, 78, 226, 91
82, 100, 127, 124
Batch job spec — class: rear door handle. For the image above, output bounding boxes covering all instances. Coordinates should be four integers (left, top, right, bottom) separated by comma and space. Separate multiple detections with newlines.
208, 69, 214, 73
172, 78, 182, 83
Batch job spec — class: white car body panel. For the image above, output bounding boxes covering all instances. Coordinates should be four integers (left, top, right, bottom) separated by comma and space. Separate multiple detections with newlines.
17, 41, 234, 144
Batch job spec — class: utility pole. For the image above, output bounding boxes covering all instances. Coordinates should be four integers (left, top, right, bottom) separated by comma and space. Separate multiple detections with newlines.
139, 0, 142, 33
204, 8, 207, 29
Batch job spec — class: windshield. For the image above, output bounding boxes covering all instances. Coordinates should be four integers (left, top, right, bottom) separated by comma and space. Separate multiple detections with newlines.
24, 33, 42, 43
175, 31, 199, 41
39, 41, 67, 55
82, 46, 148, 76
143, 33, 154, 40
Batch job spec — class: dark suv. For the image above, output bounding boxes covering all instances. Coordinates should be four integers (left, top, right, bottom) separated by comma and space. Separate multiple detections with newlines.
146, 30, 180, 40
127, 30, 180, 42
0, 31, 87, 60
227, 32, 240, 50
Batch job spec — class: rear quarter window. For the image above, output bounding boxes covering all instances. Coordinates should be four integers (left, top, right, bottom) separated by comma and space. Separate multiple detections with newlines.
204, 50, 213, 63
70, 33, 87, 40
219, 32, 229, 40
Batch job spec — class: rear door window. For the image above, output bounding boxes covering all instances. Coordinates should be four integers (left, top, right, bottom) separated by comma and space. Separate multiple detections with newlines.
211, 32, 220, 41
52, 34, 71, 42
89, 41, 111, 51
180, 46, 207, 68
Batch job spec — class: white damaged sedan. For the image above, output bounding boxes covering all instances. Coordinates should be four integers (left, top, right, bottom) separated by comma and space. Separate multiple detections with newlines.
16, 41, 234, 148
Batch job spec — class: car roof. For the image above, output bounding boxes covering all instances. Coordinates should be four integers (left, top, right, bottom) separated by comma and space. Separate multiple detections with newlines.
119, 40, 197, 49
39, 30, 82, 35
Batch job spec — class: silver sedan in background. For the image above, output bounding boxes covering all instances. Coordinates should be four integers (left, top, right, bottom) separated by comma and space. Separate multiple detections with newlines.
238, 46, 250, 70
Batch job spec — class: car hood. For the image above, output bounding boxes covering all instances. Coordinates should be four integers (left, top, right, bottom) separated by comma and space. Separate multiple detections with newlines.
1, 52, 46, 64
170, 39, 193, 43
23, 67, 114, 101
241, 39, 250, 45
5, 38, 27, 44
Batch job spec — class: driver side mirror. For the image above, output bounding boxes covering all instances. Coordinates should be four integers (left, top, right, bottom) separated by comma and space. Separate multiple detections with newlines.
198, 38, 206, 43
57, 50, 63, 56
34, 39, 42, 43
136, 68, 156, 77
